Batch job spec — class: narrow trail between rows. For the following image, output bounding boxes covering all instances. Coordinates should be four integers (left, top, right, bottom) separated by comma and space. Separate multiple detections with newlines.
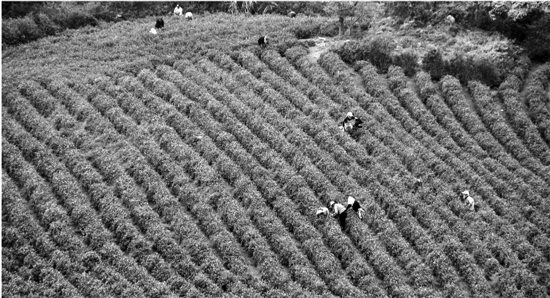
306, 38, 351, 64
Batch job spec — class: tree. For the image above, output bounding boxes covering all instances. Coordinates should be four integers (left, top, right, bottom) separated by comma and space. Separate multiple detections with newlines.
324, 2, 381, 37
228, 1, 278, 15
324, 2, 359, 37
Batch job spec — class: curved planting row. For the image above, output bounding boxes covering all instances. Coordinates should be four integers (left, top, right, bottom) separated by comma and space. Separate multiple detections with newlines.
468, 79, 549, 179
257, 49, 484, 297
135, 64, 370, 298
414, 72, 550, 200
101, 75, 324, 297
182, 56, 432, 297
322, 54, 549, 294
497, 75, 550, 165
349, 57, 550, 262
87, 74, 323, 298
387, 67, 550, 234
226, 49, 486, 298
440, 75, 549, 184
3, 95, 183, 298
2, 172, 93, 298
286, 49, 548, 298
1, 226, 85, 298
81, 82, 296, 297
167, 58, 400, 297
219, 51, 453, 298
50, 79, 261, 298
263, 47, 499, 298
414, 71, 550, 287
468, 80, 550, 212
384, 67, 550, 295
1, 133, 155, 298
13, 81, 216, 297
523, 63, 550, 147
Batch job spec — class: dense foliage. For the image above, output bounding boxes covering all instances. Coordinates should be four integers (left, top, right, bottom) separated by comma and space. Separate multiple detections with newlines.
385, 1, 550, 62
3, 10, 550, 298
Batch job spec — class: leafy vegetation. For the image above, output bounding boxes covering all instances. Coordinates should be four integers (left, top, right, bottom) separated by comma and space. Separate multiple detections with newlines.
3, 6, 550, 298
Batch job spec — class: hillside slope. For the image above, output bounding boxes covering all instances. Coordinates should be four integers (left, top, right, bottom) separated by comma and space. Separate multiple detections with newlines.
3, 13, 550, 298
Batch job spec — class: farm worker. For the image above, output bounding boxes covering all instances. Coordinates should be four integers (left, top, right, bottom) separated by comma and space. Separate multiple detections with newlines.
316, 207, 329, 217
328, 200, 348, 229
185, 12, 193, 20
174, 5, 183, 16
413, 178, 422, 192
341, 112, 363, 132
258, 35, 269, 48
347, 196, 365, 220
462, 190, 475, 211
324, 196, 365, 229
155, 18, 164, 30
445, 15, 455, 24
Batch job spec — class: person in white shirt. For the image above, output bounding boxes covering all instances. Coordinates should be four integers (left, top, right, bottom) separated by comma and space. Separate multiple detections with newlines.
174, 5, 183, 16
316, 207, 329, 217
329, 200, 348, 229
462, 190, 475, 211
317, 196, 364, 229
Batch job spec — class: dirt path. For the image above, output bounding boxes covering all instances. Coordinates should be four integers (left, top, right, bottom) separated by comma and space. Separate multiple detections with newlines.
306, 38, 351, 63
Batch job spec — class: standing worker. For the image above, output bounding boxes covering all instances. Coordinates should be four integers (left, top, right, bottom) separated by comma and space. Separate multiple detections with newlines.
462, 190, 475, 211
174, 5, 183, 16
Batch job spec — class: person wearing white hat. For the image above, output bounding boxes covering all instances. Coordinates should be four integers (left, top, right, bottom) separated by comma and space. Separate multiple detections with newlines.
316, 207, 329, 217
174, 5, 183, 16
462, 190, 475, 211
341, 112, 363, 134
320, 196, 365, 229
185, 11, 193, 20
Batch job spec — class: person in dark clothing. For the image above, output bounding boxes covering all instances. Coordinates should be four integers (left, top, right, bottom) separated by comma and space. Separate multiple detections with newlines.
329, 200, 348, 229
155, 18, 164, 29
341, 112, 363, 140
258, 35, 269, 48
324, 196, 365, 229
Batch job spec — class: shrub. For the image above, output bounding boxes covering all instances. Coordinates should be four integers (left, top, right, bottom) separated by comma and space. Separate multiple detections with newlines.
2, 16, 42, 45
33, 12, 60, 36
64, 11, 98, 29
393, 50, 419, 76
422, 48, 446, 81
335, 35, 394, 73
294, 23, 320, 39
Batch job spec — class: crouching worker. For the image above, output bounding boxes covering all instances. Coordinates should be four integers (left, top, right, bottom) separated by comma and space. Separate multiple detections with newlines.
317, 196, 365, 230
346, 196, 365, 220
341, 112, 363, 140
329, 200, 348, 229
316, 207, 329, 217
461, 190, 477, 212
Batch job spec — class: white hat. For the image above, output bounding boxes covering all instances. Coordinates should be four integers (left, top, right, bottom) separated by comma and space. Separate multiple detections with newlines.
150, 28, 157, 35
316, 207, 329, 217
328, 201, 335, 208
347, 196, 356, 205
462, 190, 469, 196
347, 112, 353, 118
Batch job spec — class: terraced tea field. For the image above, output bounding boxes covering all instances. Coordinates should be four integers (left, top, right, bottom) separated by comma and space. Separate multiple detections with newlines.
3, 13, 550, 298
